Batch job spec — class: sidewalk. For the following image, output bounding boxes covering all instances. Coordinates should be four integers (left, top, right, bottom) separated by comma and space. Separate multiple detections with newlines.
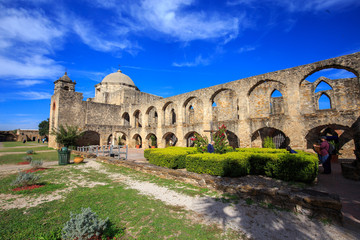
313, 160, 360, 229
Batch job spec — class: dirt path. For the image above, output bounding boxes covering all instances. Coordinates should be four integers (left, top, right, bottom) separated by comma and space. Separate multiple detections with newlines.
1, 157, 359, 239
79, 160, 360, 240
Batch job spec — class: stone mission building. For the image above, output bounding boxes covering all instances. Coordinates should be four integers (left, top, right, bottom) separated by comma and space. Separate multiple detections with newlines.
49, 52, 360, 158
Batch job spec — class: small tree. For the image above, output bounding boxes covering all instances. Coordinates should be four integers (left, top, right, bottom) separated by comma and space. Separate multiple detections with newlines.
150, 135, 157, 147
263, 136, 276, 148
38, 118, 49, 136
51, 125, 84, 148
191, 133, 209, 153
212, 124, 229, 154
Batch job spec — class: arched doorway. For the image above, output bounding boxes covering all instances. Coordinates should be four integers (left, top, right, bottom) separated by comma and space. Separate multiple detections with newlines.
77, 131, 100, 146
163, 132, 177, 147
146, 133, 157, 148
184, 131, 199, 147
133, 134, 142, 148
251, 127, 289, 149
226, 130, 239, 148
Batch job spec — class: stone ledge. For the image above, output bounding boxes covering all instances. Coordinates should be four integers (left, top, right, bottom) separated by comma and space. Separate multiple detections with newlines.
97, 156, 342, 223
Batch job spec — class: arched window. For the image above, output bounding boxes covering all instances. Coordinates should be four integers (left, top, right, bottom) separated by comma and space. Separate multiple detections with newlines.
171, 109, 176, 125
270, 89, 284, 114
318, 94, 331, 110
315, 81, 332, 93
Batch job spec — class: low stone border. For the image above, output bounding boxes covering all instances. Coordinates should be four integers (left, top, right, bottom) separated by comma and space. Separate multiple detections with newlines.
96, 156, 342, 223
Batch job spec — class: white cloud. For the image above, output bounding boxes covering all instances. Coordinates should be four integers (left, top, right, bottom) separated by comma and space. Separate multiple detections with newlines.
0, 54, 63, 79
72, 18, 137, 54
0, 5, 65, 80
16, 91, 52, 100
129, 0, 243, 42
173, 55, 210, 67
227, 0, 360, 12
16, 80, 44, 87
238, 45, 256, 53
0, 6, 64, 47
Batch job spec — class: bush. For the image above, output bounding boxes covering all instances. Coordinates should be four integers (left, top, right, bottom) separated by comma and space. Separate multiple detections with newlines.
236, 148, 287, 154
62, 207, 109, 240
11, 171, 41, 187
263, 137, 276, 148
145, 147, 198, 169
26, 150, 34, 155
25, 155, 33, 162
265, 153, 319, 183
31, 160, 43, 169
186, 153, 229, 176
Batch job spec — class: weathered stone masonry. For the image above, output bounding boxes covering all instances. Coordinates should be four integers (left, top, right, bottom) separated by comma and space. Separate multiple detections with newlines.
49, 52, 360, 158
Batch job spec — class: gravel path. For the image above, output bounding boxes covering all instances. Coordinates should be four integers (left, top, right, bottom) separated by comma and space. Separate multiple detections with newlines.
1, 157, 359, 239
80, 160, 359, 240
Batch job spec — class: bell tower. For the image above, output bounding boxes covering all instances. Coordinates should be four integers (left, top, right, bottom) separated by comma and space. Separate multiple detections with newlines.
54, 72, 76, 93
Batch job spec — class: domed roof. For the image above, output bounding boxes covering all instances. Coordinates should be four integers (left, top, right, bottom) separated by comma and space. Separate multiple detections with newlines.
58, 72, 72, 82
102, 70, 135, 86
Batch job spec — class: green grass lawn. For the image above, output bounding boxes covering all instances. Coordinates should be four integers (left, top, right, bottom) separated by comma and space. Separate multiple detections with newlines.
0, 146, 53, 152
2, 141, 48, 148
0, 152, 75, 165
0, 162, 242, 240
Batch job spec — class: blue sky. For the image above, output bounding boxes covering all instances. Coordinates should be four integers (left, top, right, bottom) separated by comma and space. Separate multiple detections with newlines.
0, 0, 359, 130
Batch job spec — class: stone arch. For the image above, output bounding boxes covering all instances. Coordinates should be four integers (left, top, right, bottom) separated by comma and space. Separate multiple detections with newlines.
146, 106, 158, 127
107, 134, 113, 145
210, 88, 237, 122
77, 130, 100, 146
114, 131, 127, 145
226, 130, 240, 148
122, 112, 130, 126
132, 134, 142, 148
299, 65, 359, 86
270, 89, 284, 114
163, 132, 178, 147
184, 131, 200, 147
183, 96, 203, 125
248, 80, 286, 118
163, 101, 177, 126
305, 124, 355, 157
314, 78, 333, 93
145, 133, 157, 148
251, 127, 290, 149
133, 110, 142, 128
317, 93, 332, 110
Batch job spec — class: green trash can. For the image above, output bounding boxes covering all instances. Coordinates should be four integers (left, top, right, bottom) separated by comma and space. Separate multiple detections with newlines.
58, 147, 71, 165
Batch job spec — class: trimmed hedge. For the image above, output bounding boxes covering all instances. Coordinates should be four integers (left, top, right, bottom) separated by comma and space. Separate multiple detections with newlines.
144, 147, 319, 183
144, 147, 197, 169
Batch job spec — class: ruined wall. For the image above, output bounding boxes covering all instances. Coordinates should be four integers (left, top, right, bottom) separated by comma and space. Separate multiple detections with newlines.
51, 52, 360, 157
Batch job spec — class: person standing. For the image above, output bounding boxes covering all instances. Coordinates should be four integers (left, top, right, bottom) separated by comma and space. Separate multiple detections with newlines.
319, 136, 331, 174
207, 141, 215, 153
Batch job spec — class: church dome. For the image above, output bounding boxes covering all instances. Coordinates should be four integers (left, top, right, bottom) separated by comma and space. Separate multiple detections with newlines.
102, 70, 135, 86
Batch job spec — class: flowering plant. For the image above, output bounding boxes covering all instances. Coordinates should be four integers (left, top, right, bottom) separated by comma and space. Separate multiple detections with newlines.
191, 133, 208, 153
213, 124, 229, 154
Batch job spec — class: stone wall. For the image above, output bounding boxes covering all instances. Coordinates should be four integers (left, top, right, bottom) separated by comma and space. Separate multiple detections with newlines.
49, 52, 360, 157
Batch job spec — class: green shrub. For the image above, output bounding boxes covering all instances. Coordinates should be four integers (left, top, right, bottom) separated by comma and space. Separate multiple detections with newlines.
26, 150, 34, 154
186, 153, 230, 176
11, 171, 41, 187
265, 153, 318, 183
263, 137, 276, 148
146, 147, 198, 169
236, 148, 287, 154
25, 155, 33, 162
248, 153, 278, 175
31, 160, 43, 169
62, 207, 109, 240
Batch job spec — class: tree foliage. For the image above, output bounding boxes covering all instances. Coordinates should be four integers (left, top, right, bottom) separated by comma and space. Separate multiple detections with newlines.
51, 125, 84, 148
263, 136, 276, 149
38, 118, 49, 136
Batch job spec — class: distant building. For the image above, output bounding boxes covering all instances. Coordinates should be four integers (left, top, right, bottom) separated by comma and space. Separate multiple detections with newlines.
49, 53, 360, 158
